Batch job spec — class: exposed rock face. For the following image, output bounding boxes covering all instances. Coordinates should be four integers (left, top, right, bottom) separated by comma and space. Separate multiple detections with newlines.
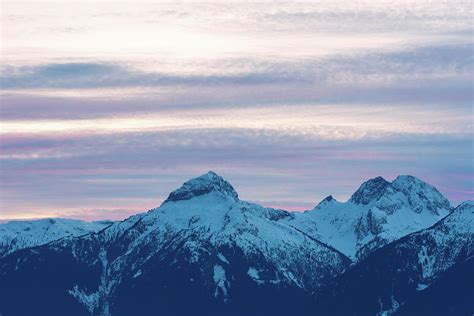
164, 171, 239, 203
349, 176, 390, 205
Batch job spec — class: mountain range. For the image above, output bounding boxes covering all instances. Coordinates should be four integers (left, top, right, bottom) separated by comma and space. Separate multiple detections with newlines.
0, 171, 472, 316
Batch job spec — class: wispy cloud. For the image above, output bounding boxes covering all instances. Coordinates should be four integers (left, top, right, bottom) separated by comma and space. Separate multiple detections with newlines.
1, 127, 472, 219
2, 44, 472, 91
1, 102, 471, 141
0, 62, 311, 89
1, 1, 472, 220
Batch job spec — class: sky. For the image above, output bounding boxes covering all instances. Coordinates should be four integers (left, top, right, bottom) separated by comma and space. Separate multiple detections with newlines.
0, 0, 473, 221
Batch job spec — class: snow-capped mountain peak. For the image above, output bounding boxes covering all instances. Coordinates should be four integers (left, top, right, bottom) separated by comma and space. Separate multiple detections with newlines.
163, 171, 239, 204
390, 175, 452, 216
285, 175, 452, 261
24, 172, 348, 314
314, 195, 338, 209
350, 175, 451, 216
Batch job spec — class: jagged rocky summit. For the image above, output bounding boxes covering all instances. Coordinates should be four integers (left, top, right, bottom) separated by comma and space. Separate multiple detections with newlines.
284, 174, 452, 260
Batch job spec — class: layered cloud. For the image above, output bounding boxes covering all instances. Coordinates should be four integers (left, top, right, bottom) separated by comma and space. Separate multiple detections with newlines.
1, 126, 472, 220
2, 43, 472, 91
1, 1, 472, 220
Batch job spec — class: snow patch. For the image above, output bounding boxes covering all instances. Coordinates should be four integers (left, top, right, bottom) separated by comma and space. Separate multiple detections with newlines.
247, 267, 259, 279
282, 270, 303, 288
69, 285, 99, 314
217, 252, 229, 264
377, 295, 400, 316
133, 270, 142, 278
417, 283, 429, 291
213, 264, 228, 300
418, 245, 435, 279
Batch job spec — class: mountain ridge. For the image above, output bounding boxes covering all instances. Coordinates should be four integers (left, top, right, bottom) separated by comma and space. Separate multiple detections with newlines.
0, 218, 112, 258
285, 174, 452, 260
0, 171, 471, 316
314, 199, 474, 315
0, 172, 455, 262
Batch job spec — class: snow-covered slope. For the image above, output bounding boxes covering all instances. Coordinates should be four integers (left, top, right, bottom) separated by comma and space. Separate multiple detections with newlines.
0, 172, 469, 316
411, 200, 473, 283
0, 218, 112, 258
285, 175, 452, 260
0, 172, 350, 316
97, 172, 349, 312
315, 200, 474, 316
